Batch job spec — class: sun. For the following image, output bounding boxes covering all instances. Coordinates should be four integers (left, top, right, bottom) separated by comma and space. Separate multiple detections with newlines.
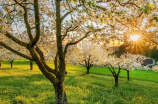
130, 35, 140, 41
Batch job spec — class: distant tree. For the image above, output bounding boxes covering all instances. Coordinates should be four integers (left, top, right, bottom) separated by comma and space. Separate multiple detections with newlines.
103, 53, 148, 86
5, 51, 19, 68
120, 53, 147, 80
78, 42, 99, 74
75, 41, 111, 74
81, 54, 94, 74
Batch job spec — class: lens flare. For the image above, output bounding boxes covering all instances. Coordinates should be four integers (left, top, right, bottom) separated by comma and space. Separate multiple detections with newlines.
130, 35, 140, 41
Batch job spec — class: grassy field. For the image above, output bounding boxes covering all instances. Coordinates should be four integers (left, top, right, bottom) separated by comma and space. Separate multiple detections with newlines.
0, 60, 158, 104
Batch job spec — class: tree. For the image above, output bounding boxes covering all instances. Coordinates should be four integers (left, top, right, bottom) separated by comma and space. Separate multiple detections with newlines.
0, 47, 18, 68
0, 0, 107, 103
5, 51, 19, 68
66, 40, 111, 74
104, 56, 123, 87
78, 41, 101, 74
103, 52, 149, 86
119, 53, 147, 81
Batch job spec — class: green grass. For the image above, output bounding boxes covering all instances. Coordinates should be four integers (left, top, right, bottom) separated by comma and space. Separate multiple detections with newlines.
0, 60, 158, 104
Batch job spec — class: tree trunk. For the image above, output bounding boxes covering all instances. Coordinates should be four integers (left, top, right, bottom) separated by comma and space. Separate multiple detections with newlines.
86, 67, 90, 74
10, 61, 13, 68
30, 60, 33, 70
127, 70, 130, 81
115, 76, 118, 87
0, 61, 1, 67
54, 81, 68, 104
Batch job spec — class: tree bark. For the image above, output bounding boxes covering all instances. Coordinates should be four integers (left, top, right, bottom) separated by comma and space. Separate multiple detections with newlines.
10, 61, 13, 68
30, 60, 33, 70
115, 76, 118, 87
0, 61, 1, 67
54, 81, 68, 104
127, 70, 130, 80
86, 67, 90, 74
55, 0, 68, 103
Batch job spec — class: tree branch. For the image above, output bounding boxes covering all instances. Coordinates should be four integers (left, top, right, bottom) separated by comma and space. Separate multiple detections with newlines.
31, 0, 40, 47
62, 21, 81, 41
116, 0, 140, 8
61, 10, 72, 22
5, 32, 28, 48
61, 2, 82, 21
14, 0, 33, 41
63, 27, 104, 56
35, 46, 45, 61
41, 59, 56, 74
107, 67, 115, 77
117, 63, 121, 76
109, 63, 116, 76
0, 42, 32, 60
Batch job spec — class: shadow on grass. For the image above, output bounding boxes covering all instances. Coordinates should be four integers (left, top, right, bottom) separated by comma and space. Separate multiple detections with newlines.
0, 67, 30, 72
2, 61, 36, 65
68, 69, 158, 83
0, 74, 55, 104
1, 68, 158, 104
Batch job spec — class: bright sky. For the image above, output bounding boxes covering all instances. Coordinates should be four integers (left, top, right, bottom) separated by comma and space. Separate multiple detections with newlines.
130, 35, 140, 41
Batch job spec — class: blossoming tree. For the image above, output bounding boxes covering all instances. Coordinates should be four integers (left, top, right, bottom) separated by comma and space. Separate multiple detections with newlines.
119, 53, 148, 80
76, 41, 103, 74
5, 51, 19, 68
103, 52, 150, 86
0, 0, 108, 103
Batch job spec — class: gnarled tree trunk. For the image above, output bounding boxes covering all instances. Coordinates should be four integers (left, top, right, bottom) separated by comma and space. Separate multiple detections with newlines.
54, 81, 68, 104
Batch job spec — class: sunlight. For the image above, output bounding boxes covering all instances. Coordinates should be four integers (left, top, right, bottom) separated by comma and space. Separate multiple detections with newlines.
130, 35, 140, 41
